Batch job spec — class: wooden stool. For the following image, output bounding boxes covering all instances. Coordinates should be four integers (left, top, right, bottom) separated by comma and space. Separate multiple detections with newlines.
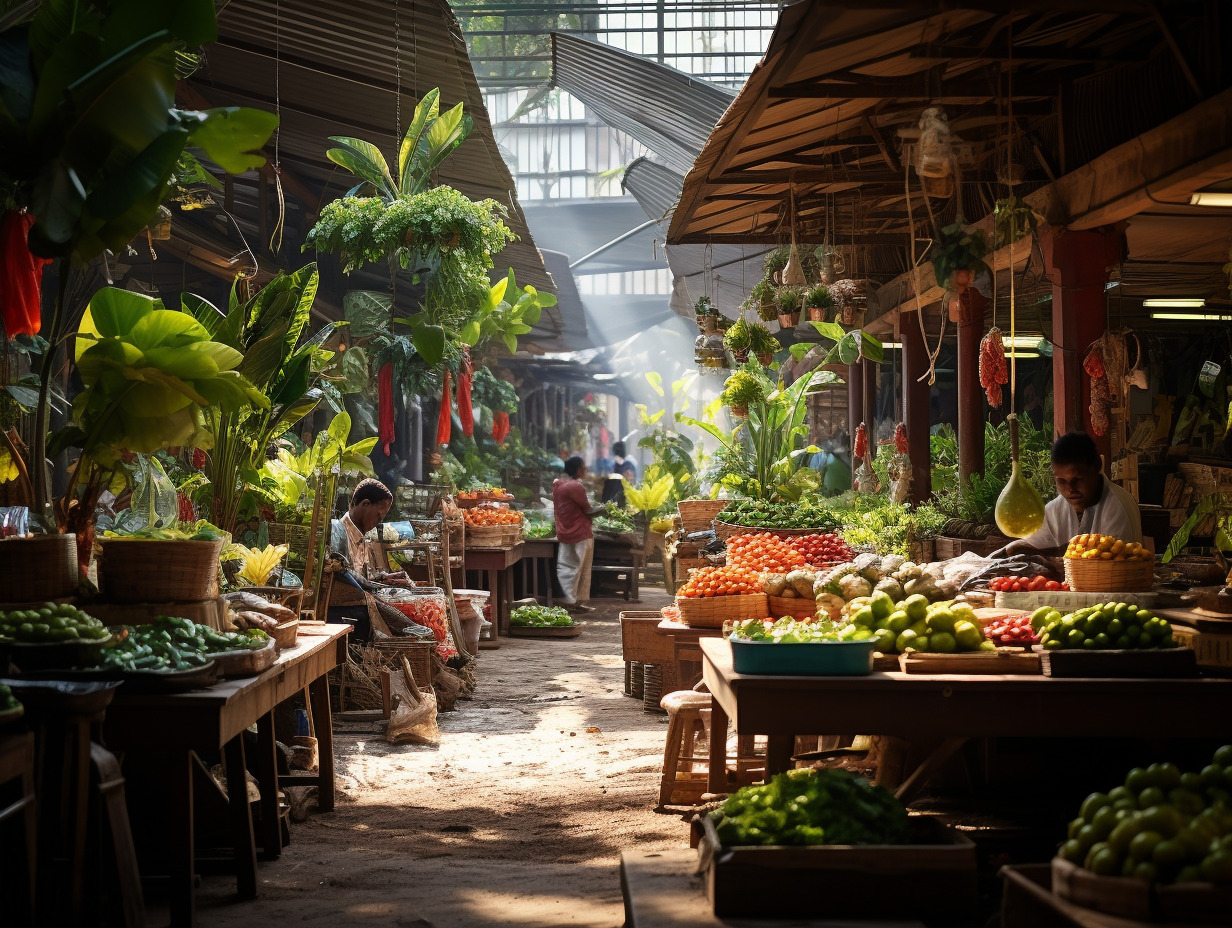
89, 743, 144, 928
658, 691, 765, 806
0, 732, 38, 923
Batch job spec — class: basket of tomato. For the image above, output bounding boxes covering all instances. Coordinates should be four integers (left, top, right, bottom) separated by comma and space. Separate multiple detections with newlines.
464, 505, 523, 548
675, 566, 768, 628
988, 575, 1069, 593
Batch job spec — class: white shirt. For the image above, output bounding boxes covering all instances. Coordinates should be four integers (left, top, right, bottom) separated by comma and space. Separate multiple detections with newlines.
331, 512, 373, 576
1019, 477, 1142, 550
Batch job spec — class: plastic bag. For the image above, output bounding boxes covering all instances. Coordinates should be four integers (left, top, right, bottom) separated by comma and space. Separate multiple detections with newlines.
385, 659, 439, 745
109, 455, 179, 534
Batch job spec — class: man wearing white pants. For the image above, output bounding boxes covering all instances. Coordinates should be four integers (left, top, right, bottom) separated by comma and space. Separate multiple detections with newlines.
554, 455, 603, 612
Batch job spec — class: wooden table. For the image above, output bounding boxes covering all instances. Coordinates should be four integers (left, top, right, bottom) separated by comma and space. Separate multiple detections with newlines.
465, 543, 524, 637
700, 637, 1232, 795
657, 619, 724, 691
621, 849, 925, 927
520, 538, 557, 605
103, 624, 350, 928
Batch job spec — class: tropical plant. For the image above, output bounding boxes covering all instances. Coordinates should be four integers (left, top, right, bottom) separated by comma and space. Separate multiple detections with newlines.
719, 370, 765, 411
993, 196, 1037, 249
0, 0, 278, 524
805, 284, 834, 315
776, 286, 804, 316
747, 322, 781, 357
797, 321, 885, 366
183, 265, 345, 532
929, 420, 1055, 524
751, 280, 778, 322
1163, 493, 1232, 564
930, 222, 990, 290
723, 318, 753, 353
694, 295, 715, 319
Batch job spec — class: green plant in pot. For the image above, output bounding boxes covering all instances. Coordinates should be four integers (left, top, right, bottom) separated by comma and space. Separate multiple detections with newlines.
719, 370, 765, 419
805, 284, 834, 323
763, 246, 790, 285
695, 295, 716, 327
747, 323, 781, 366
776, 286, 804, 330
930, 222, 990, 293
751, 280, 778, 322
723, 318, 753, 362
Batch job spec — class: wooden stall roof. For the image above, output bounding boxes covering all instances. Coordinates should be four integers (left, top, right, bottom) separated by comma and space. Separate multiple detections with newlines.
666, 0, 1232, 329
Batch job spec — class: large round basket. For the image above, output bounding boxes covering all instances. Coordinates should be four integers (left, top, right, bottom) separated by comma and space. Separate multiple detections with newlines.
677, 499, 728, 533
0, 535, 77, 602
674, 592, 767, 628
767, 594, 819, 620
714, 519, 831, 542
1063, 556, 1155, 593
465, 523, 522, 548
97, 539, 224, 603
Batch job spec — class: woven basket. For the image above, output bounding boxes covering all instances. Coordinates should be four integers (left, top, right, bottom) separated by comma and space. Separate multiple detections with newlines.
675, 592, 768, 628
263, 523, 313, 568
714, 519, 831, 541
0, 534, 77, 602
395, 484, 450, 517
642, 663, 665, 713
97, 539, 223, 603
81, 597, 229, 630
630, 661, 645, 700
466, 523, 522, 548
767, 594, 820, 620
1064, 556, 1155, 593
677, 499, 728, 533
372, 636, 435, 692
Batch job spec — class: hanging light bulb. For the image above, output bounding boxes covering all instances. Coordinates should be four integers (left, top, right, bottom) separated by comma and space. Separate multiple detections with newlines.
781, 185, 807, 287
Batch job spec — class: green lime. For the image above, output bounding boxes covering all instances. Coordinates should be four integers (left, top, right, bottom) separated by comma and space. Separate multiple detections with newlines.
1067, 628, 1087, 647
1108, 786, 1134, 804
1087, 844, 1120, 876
1170, 788, 1205, 815
1108, 817, 1143, 854
1126, 768, 1151, 792
1176, 864, 1203, 883
913, 635, 931, 652
1060, 838, 1085, 863
885, 611, 910, 634
1130, 830, 1163, 862
1093, 633, 1111, 649
1138, 787, 1167, 809
1201, 850, 1232, 884
1213, 745, 1232, 767
1152, 838, 1188, 871
895, 629, 919, 652
931, 632, 956, 653
1091, 806, 1119, 839
874, 628, 897, 653
1201, 764, 1226, 789
1150, 762, 1182, 790
1068, 817, 1087, 840
1043, 638, 1064, 650
1107, 617, 1124, 637
1139, 805, 1182, 837
1132, 861, 1158, 882
926, 608, 956, 634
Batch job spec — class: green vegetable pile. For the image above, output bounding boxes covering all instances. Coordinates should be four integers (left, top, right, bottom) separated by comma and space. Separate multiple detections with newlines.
730, 617, 873, 644
523, 511, 555, 539
594, 503, 636, 535
849, 591, 989, 655
1059, 746, 1232, 885
1034, 603, 1177, 651
712, 769, 911, 847
103, 519, 228, 542
0, 603, 111, 642
0, 684, 20, 714
509, 605, 575, 628
101, 616, 269, 672
718, 499, 840, 531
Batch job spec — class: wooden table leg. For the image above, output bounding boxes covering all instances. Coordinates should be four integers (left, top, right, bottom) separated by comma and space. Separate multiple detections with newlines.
766, 735, 794, 777
223, 737, 257, 900
255, 714, 282, 859
169, 749, 195, 928
502, 567, 515, 635
487, 569, 502, 639
309, 675, 335, 813
892, 737, 969, 805
707, 697, 728, 794
69, 722, 91, 922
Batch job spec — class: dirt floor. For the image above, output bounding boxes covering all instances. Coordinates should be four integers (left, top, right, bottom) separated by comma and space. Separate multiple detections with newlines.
191, 587, 688, 928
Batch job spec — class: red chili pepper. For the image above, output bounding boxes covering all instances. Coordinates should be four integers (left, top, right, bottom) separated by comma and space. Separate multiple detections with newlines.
0, 210, 50, 338
379, 362, 395, 454
492, 411, 510, 444
854, 423, 868, 460
457, 347, 473, 438
437, 370, 452, 446
894, 422, 909, 455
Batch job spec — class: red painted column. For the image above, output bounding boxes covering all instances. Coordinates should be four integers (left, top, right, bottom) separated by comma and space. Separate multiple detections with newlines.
901, 309, 932, 504
863, 358, 878, 458
848, 360, 864, 458
957, 287, 990, 485
1039, 223, 1124, 466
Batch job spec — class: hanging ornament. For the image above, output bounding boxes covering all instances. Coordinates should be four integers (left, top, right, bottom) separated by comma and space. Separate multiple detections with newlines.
979, 326, 1008, 408
378, 362, 395, 454
0, 210, 50, 338
995, 414, 1046, 538
457, 347, 474, 437
781, 185, 807, 288
436, 371, 452, 446
854, 422, 868, 460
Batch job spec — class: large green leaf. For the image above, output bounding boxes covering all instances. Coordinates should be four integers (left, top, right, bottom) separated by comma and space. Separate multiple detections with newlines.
84, 126, 186, 221
268, 391, 322, 442
269, 351, 312, 410
139, 345, 220, 381
419, 101, 472, 183
194, 370, 269, 412
29, 0, 103, 70
180, 293, 226, 336
327, 411, 352, 445
343, 290, 392, 340
128, 309, 209, 352
184, 107, 278, 174
28, 159, 87, 253
325, 137, 396, 198
411, 324, 445, 366
397, 87, 440, 194
235, 318, 291, 390
80, 288, 158, 347
120, 365, 209, 407
339, 345, 370, 393
102, 0, 217, 57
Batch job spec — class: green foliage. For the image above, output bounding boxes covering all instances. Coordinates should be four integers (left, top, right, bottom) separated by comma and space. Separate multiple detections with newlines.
808, 320, 884, 365
723, 318, 779, 357
929, 222, 990, 290
929, 419, 1055, 524
1163, 492, 1232, 563
719, 370, 765, 408
776, 286, 803, 314
993, 196, 1037, 249
805, 284, 833, 309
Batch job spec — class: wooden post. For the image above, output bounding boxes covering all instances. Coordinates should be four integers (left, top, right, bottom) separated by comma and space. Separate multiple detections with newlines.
1039, 223, 1124, 466
847, 360, 864, 454
901, 309, 932, 504
957, 287, 990, 485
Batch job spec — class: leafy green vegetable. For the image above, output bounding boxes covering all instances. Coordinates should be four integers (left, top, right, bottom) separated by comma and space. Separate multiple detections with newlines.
509, 605, 575, 628
730, 617, 873, 644
102, 519, 228, 542
712, 768, 911, 847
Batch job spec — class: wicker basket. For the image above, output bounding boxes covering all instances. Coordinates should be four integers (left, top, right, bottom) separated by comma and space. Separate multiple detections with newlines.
714, 520, 831, 542
372, 636, 435, 692
465, 523, 522, 548
1064, 556, 1155, 593
675, 592, 768, 628
642, 663, 665, 713
677, 499, 728, 533
630, 661, 645, 700
96, 539, 224, 603
767, 594, 820, 620
87, 597, 228, 630
263, 523, 313, 569
0, 534, 77, 602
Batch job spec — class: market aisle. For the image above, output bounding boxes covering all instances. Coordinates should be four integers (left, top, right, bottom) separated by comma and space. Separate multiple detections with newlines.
192, 587, 685, 927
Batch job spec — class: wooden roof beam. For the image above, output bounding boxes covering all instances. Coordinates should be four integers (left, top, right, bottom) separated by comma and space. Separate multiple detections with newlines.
906, 44, 1143, 64
674, 232, 912, 246
864, 114, 901, 174
769, 75, 1058, 100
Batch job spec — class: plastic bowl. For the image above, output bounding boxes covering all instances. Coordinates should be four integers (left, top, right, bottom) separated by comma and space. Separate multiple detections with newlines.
729, 638, 876, 676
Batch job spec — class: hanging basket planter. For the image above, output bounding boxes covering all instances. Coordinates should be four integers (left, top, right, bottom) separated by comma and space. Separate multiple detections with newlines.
730, 403, 749, 419
757, 351, 774, 366
733, 348, 750, 364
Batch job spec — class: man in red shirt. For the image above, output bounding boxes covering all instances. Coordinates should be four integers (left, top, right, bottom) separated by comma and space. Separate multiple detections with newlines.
554, 455, 603, 612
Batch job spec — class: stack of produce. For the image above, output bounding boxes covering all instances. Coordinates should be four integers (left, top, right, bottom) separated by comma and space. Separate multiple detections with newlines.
731, 616, 875, 644
989, 575, 1069, 593
1033, 603, 1177, 651
792, 533, 856, 567
463, 507, 522, 526
510, 605, 575, 628
717, 499, 839, 531
102, 616, 268, 672
846, 590, 990, 654
814, 554, 938, 611
0, 603, 111, 642
984, 613, 1039, 646
1058, 746, 1232, 884
761, 570, 820, 601
677, 565, 762, 598
726, 532, 807, 573
1066, 534, 1153, 562
523, 511, 554, 539
711, 768, 911, 846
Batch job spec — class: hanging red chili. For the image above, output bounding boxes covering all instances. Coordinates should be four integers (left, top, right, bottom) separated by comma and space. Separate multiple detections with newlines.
0, 210, 50, 338
492, 411, 510, 444
457, 347, 474, 437
379, 362, 395, 454
979, 326, 1008, 408
436, 371, 452, 446
894, 422, 909, 455
854, 422, 868, 460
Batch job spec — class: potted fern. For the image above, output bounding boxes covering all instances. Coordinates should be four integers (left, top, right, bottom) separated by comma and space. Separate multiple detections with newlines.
805, 284, 834, 323
748, 323, 781, 366
723, 318, 754, 363
776, 286, 804, 329
751, 281, 778, 322
720, 370, 765, 419
930, 222, 990, 293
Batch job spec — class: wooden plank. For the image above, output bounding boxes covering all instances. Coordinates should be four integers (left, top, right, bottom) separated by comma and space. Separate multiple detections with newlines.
898, 649, 1041, 675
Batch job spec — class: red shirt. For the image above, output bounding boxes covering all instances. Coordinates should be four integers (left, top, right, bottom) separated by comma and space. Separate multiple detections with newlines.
553, 476, 593, 543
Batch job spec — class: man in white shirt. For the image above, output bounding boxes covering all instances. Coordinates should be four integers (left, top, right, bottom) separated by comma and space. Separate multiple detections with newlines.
992, 432, 1143, 558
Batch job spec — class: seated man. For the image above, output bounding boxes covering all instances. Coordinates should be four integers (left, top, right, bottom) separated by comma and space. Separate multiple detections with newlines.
993, 431, 1142, 558
327, 478, 412, 637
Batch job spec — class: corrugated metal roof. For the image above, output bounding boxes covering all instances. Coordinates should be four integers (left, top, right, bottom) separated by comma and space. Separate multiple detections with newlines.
551, 33, 735, 176
621, 157, 682, 222
185, 0, 557, 328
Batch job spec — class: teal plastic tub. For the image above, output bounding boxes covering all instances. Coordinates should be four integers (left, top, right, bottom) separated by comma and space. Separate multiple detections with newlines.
729, 638, 876, 676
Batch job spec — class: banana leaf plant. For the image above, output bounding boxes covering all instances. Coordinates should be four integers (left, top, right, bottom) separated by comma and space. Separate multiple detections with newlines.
49, 287, 266, 571
679, 364, 841, 501
182, 264, 346, 532
0, 0, 277, 526
1163, 492, 1232, 569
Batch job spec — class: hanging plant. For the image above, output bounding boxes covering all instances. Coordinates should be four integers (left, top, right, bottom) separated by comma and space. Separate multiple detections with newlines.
776, 286, 804, 328
804, 284, 833, 323
723, 317, 753, 361
719, 370, 766, 419
993, 196, 1037, 249
930, 223, 990, 291
751, 281, 778, 322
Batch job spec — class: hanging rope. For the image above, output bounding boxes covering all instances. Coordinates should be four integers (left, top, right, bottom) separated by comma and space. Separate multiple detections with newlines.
904, 169, 944, 384
268, 0, 285, 252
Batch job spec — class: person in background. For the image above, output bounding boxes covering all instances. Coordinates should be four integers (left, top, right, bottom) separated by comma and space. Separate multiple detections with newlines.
327, 478, 411, 635
992, 431, 1142, 558
554, 455, 604, 613
602, 440, 637, 505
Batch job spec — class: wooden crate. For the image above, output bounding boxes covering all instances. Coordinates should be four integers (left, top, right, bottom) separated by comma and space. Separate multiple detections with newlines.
1052, 856, 1232, 924
933, 534, 1008, 559
620, 611, 674, 664
1039, 646, 1198, 678
899, 649, 1041, 675
699, 814, 977, 922
1174, 626, 1232, 671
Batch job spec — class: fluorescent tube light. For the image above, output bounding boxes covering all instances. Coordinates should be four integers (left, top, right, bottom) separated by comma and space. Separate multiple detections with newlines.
880, 342, 903, 349
1007, 351, 1041, 359
1004, 335, 1043, 349
1150, 312, 1232, 322
1190, 192, 1232, 207
1142, 298, 1206, 309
